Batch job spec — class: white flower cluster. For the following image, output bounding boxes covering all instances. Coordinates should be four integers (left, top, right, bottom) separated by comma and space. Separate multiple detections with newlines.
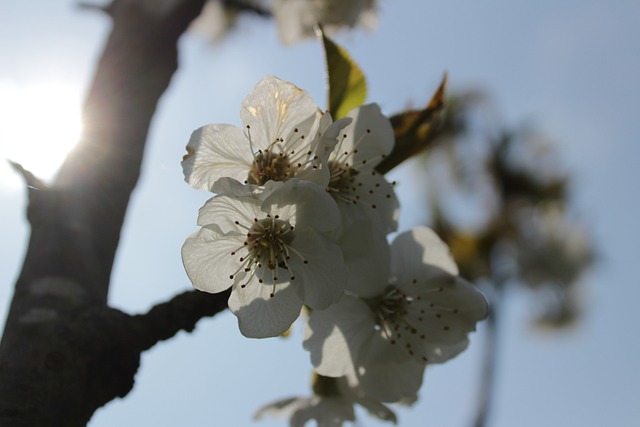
273, 0, 378, 44
181, 76, 488, 424
190, 0, 377, 44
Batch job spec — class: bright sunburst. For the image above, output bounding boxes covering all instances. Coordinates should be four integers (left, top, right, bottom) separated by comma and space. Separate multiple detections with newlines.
0, 80, 82, 185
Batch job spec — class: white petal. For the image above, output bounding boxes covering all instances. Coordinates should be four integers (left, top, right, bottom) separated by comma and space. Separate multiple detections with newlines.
209, 176, 256, 197
337, 216, 390, 298
304, 295, 376, 377
423, 339, 470, 364
196, 193, 263, 233
291, 397, 355, 427
253, 397, 301, 420
288, 229, 347, 309
295, 115, 352, 188
263, 179, 341, 233
353, 357, 426, 403
182, 124, 252, 190
339, 103, 394, 167
411, 275, 489, 322
356, 397, 398, 423
311, 115, 353, 165
228, 280, 303, 338
390, 227, 459, 284
181, 228, 244, 294
336, 169, 399, 234
390, 275, 487, 363
240, 76, 319, 150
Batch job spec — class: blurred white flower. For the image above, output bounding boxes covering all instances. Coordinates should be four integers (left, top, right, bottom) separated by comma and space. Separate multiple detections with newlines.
254, 373, 397, 426
273, 0, 378, 44
514, 205, 594, 328
182, 178, 347, 337
516, 205, 593, 288
189, 0, 268, 41
189, 0, 239, 41
182, 76, 350, 192
303, 227, 488, 401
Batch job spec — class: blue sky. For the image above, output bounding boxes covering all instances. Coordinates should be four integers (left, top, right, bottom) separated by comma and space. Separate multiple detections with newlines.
1, 1, 639, 426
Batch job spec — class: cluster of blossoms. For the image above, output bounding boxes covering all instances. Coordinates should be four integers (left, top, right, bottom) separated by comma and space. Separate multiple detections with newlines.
190, 0, 377, 44
181, 76, 488, 425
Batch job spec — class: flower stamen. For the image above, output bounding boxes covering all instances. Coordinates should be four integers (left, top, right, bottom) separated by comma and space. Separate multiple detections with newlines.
370, 286, 433, 363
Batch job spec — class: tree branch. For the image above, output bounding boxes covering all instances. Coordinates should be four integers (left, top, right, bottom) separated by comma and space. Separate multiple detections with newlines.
130, 289, 231, 352
0, 1, 210, 425
376, 74, 447, 174
222, 0, 272, 17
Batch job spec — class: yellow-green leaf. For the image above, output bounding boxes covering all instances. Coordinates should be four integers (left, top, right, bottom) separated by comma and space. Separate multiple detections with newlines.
320, 29, 367, 119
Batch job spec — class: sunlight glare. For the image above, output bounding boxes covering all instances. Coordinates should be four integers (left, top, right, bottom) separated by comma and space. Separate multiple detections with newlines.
0, 81, 83, 186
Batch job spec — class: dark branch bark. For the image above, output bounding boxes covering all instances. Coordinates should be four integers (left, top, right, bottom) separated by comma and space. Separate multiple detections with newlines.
130, 289, 231, 352
222, 0, 272, 17
0, 1, 226, 426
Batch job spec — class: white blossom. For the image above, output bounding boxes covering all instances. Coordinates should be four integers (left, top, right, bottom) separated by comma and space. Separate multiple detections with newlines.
273, 0, 378, 45
182, 76, 350, 192
303, 227, 488, 401
254, 373, 397, 426
326, 103, 399, 234
182, 178, 347, 337
189, 0, 240, 41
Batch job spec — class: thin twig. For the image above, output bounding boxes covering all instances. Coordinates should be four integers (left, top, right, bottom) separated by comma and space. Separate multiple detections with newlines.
472, 283, 504, 427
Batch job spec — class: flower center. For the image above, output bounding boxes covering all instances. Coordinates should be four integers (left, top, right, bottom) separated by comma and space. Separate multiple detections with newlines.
245, 217, 294, 271
376, 286, 408, 325
369, 286, 430, 363
248, 149, 291, 185
327, 160, 359, 202
228, 215, 308, 297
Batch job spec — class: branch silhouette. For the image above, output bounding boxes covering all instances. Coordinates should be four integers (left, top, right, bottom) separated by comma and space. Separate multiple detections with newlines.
0, 1, 234, 425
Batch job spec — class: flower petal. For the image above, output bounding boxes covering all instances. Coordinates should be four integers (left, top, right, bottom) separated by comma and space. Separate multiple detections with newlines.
356, 397, 398, 423
337, 215, 390, 298
253, 397, 301, 421
181, 228, 244, 294
290, 397, 355, 427
241, 76, 319, 150
196, 192, 263, 233
310, 114, 353, 165
263, 179, 341, 233
304, 294, 376, 377
341, 103, 394, 167
336, 168, 399, 234
410, 275, 489, 323
288, 229, 347, 309
182, 124, 252, 190
353, 359, 425, 404
390, 227, 459, 284
228, 280, 303, 338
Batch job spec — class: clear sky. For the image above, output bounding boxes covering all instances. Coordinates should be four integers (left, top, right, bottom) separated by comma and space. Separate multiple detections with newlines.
1, 1, 639, 426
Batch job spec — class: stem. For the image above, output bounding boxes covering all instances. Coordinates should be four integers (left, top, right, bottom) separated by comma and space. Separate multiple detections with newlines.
472, 283, 503, 427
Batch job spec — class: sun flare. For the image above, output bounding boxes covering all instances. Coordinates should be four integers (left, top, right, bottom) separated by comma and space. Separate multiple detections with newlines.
0, 81, 83, 184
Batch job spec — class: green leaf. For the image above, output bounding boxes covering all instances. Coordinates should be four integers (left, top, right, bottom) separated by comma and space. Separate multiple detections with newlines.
320, 29, 367, 119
